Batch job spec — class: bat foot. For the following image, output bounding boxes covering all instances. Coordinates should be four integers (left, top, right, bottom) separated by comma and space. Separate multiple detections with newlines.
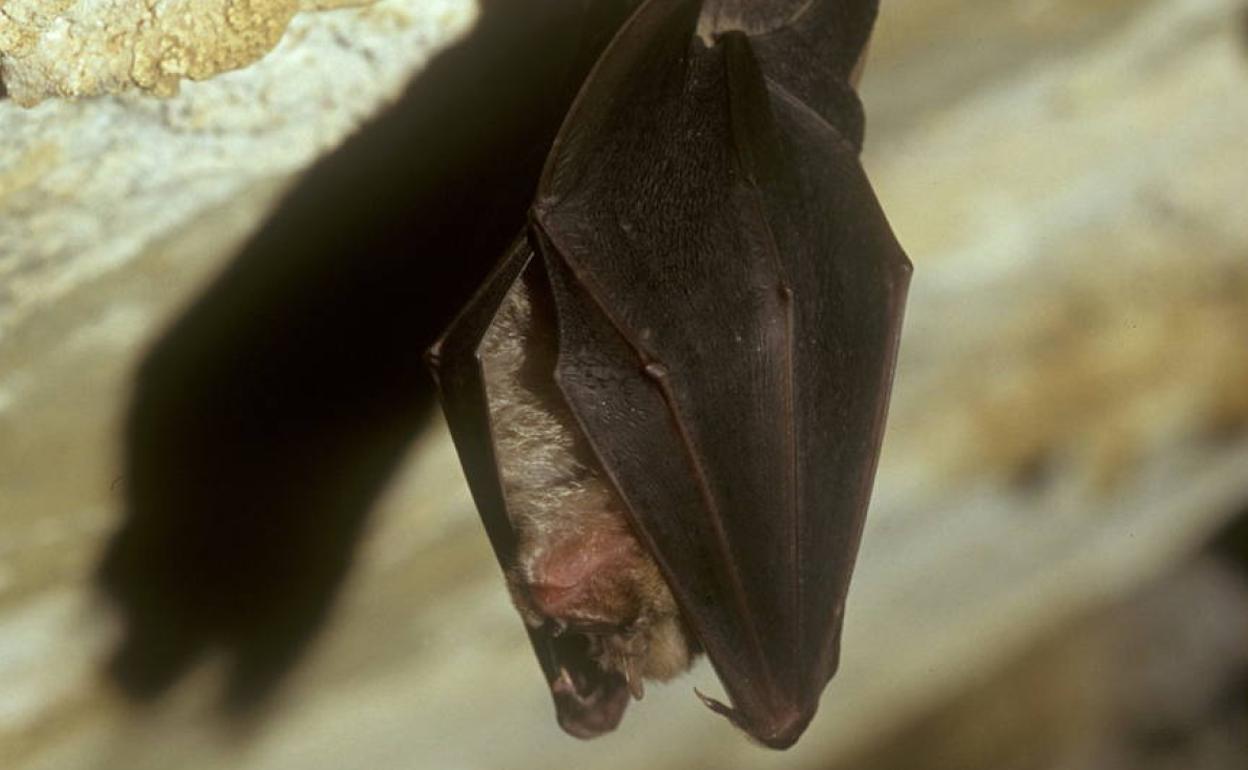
694, 688, 811, 750
694, 687, 734, 717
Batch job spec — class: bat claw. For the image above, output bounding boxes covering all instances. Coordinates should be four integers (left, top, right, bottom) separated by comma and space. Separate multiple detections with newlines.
694, 687, 734, 718
553, 667, 576, 694
625, 665, 645, 701
695, 688, 812, 749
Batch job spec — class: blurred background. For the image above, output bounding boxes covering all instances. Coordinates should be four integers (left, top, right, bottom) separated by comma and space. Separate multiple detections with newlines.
1, 1, 1246, 769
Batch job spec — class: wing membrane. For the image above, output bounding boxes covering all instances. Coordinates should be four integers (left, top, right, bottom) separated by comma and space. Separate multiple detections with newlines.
534, 1, 908, 748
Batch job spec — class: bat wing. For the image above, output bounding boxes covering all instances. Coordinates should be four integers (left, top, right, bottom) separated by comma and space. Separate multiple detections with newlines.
701, 0, 880, 150
427, 236, 532, 574
532, 0, 910, 748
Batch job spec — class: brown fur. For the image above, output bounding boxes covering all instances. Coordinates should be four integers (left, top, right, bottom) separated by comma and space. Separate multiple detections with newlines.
478, 267, 694, 692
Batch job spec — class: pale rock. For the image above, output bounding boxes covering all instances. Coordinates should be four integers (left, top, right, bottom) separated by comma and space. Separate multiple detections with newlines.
0, 0, 387, 106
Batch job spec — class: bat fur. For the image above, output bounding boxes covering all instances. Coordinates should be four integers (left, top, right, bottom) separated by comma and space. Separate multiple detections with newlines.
479, 266, 696, 698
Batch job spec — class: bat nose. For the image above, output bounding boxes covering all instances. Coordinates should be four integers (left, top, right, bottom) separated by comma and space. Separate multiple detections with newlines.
528, 580, 589, 619
523, 528, 641, 623
527, 582, 622, 634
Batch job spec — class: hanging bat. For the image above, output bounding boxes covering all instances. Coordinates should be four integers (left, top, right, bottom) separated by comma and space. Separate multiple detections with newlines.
427, 0, 910, 749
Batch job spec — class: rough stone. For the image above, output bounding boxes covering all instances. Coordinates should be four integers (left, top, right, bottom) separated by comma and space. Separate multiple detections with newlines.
1, 0, 1247, 768
0, 0, 386, 106
0, 0, 476, 342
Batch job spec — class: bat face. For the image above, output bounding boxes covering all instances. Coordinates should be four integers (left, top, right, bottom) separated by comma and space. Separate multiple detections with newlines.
428, 0, 908, 749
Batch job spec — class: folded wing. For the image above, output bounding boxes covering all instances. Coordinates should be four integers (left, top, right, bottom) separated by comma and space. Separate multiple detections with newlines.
533, 0, 909, 748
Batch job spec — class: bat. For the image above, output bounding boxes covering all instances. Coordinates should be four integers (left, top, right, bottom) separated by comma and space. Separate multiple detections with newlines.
426, 0, 910, 749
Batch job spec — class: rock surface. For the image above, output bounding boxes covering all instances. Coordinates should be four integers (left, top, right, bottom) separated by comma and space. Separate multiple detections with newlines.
0, 0, 475, 341
0, 0, 380, 106
2, 0, 1247, 768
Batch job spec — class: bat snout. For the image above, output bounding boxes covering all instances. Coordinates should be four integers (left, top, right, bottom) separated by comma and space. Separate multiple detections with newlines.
520, 529, 645, 628
546, 630, 633, 739
552, 673, 630, 739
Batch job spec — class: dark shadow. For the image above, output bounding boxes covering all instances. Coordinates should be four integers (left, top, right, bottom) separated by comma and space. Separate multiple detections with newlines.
1212, 505, 1248, 583
96, 0, 643, 712
1242, 3, 1248, 55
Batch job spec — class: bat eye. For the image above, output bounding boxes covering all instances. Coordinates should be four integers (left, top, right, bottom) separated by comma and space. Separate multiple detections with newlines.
619, 619, 646, 641
559, 617, 621, 636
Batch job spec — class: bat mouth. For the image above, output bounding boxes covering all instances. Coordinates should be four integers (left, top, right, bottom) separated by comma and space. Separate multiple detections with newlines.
545, 629, 632, 739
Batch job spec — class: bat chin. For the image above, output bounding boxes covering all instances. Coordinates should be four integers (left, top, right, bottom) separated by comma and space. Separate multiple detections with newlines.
547, 633, 633, 739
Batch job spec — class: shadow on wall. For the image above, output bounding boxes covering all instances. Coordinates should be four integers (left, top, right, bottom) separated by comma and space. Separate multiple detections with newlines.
1242, 3, 1248, 52
95, 0, 643, 714
1242, 3, 1248, 56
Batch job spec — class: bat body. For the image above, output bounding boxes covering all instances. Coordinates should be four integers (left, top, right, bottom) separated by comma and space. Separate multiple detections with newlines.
427, 0, 910, 749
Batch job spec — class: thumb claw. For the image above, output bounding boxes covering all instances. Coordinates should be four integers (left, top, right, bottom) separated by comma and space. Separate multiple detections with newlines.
694, 688, 735, 719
